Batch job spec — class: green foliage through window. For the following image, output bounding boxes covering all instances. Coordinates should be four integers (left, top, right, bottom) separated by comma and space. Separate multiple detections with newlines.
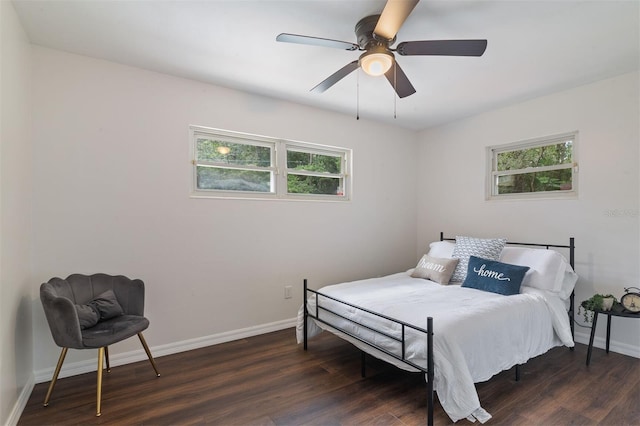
191, 126, 350, 200
287, 151, 340, 173
195, 137, 273, 193
497, 169, 572, 194
287, 175, 341, 195
488, 133, 577, 198
197, 139, 271, 167
197, 166, 271, 192
497, 141, 572, 172
287, 150, 343, 195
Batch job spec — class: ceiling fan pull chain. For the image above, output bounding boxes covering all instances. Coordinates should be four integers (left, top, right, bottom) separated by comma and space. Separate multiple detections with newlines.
356, 68, 360, 120
393, 61, 397, 119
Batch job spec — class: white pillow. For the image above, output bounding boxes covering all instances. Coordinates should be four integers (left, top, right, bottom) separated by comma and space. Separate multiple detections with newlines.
427, 240, 455, 258
499, 246, 577, 298
558, 263, 579, 300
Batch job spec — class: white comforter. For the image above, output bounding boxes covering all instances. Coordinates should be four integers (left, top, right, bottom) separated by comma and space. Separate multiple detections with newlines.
296, 271, 574, 423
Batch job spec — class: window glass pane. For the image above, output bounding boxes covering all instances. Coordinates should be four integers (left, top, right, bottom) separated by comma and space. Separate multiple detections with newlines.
287, 150, 341, 173
197, 166, 272, 192
287, 174, 343, 195
197, 138, 271, 167
497, 169, 573, 194
497, 140, 572, 171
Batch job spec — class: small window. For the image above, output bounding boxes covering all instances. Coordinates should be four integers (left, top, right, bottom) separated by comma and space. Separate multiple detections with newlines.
286, 145, 346, 197
194, 134, 275, 194
190, 126, 351, 201
487, 132, 578, 200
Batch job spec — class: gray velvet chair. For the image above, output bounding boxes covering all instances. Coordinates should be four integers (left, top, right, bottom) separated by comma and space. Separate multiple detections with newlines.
40, 273, 160, 416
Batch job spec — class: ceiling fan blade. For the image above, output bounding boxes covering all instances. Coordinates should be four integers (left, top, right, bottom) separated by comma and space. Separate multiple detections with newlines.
276, 33, 358, 51
384, 61, 416, 98
396, 39, 488, 56
311, 61, 360, 93
374, 0, 420, 42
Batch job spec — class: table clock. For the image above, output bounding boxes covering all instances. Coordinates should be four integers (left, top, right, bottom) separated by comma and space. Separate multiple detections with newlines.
620, 287, 640, 313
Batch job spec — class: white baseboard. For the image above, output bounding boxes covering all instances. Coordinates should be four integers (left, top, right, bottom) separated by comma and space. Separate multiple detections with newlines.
34, 317, 297, 383
31, 318, 640, 384
6, 374, 35, 426
574, 330, 640, 358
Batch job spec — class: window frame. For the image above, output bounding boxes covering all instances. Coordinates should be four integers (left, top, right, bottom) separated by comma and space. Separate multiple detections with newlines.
283, 143, 348, 200
190, 125, 352, 201
486, 131, 578, 201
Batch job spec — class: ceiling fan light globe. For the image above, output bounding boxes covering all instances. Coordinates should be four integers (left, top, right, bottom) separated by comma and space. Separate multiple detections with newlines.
360, 51, 393, 76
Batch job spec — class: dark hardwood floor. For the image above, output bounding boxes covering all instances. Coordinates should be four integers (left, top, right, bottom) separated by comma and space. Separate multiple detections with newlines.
19, 328, 640, 425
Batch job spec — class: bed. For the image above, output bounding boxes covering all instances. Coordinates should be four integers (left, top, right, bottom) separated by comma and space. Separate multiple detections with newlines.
296, 233, 577, 425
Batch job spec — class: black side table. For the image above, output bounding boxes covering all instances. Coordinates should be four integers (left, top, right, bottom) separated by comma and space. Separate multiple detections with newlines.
586, 302, 640, 365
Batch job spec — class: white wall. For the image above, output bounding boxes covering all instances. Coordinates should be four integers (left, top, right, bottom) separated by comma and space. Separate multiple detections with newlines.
0, 1, 34, 425
417, 72, 640, 356
30, 47, 419, 372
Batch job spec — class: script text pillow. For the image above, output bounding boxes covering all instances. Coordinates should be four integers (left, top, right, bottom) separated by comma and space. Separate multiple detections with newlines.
462, 256, 530, 296
411, 254, 459, 284
451, 236, 507, 282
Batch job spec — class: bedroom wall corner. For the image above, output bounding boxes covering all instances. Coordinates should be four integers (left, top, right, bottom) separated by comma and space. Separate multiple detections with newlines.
0, 1, 35, 425
416, 71, 640, 357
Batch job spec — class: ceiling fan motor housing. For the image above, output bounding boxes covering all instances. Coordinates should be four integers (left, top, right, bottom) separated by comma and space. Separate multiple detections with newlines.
355, 15, 395, 49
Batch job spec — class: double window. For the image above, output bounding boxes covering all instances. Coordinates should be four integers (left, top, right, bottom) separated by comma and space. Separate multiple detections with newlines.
487, 132, 578, 200
190, 126, 351, 201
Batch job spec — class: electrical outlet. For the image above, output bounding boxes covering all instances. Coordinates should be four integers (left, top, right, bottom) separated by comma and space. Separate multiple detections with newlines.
284, 285, 292, 299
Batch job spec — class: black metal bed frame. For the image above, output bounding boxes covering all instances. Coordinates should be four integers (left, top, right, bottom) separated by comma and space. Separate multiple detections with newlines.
302, 233, 576, 426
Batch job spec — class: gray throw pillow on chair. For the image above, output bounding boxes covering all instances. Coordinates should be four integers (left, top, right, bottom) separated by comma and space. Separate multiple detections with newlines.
76, 304, 100, 329
75, 289, 124, 329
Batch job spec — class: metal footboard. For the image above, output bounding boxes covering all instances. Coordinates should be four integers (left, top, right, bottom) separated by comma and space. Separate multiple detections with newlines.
303, 279, 435, 426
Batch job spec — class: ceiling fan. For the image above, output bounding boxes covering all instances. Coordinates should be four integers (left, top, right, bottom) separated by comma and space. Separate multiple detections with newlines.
276, 0, 487, 98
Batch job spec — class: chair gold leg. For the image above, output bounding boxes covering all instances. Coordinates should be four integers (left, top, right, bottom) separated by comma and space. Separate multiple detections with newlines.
104, 346, 111, 372
138, 333, 160, 377
96, 347, 104, 417
43, 347, 68, 407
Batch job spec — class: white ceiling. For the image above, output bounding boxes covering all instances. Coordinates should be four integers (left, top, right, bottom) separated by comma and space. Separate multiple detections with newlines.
12, 0, 640, 131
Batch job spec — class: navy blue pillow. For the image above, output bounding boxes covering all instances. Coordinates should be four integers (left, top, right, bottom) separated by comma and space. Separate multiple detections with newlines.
461, 256, 530, 296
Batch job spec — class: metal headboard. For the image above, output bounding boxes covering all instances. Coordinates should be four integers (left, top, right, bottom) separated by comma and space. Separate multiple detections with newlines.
440, 232, 576, 341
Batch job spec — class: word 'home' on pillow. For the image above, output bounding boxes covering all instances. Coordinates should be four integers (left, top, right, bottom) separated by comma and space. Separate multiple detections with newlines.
462, 256, 530, 296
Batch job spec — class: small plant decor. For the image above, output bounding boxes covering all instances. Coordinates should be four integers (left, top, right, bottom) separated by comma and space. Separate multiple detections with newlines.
579, 294, 617, 323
